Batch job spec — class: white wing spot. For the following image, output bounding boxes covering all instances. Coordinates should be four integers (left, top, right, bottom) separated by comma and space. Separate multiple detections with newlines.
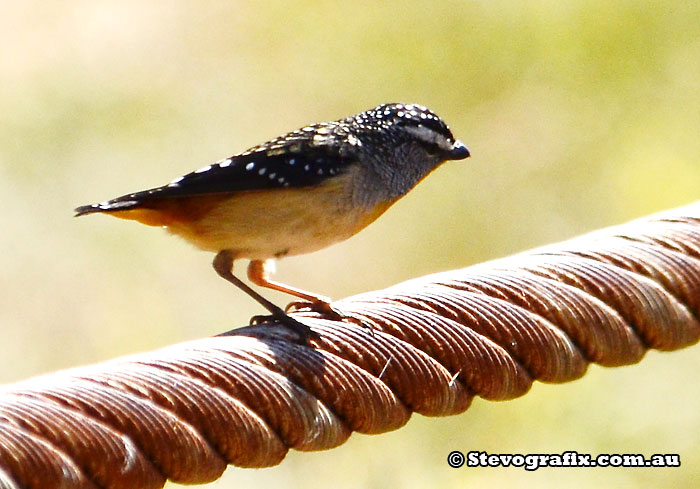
304, 164, 310, 171
258, 168, 266, 175
245, 162, 255, 171
219, 158, 232, 168
288, 158, 296, 165
269, 172, 276, 179
194, 165, 211, 174
170, 176, 185, 184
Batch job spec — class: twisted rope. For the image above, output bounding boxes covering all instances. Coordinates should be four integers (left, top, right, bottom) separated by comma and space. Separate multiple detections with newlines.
2, 203, 700, 488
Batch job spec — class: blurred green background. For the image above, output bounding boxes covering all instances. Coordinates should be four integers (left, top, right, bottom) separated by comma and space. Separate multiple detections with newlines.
1, 1, 699, 487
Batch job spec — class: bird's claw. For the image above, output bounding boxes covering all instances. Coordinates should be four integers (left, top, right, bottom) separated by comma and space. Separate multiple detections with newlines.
249, 313, 321, 344
286, 300, 375, 335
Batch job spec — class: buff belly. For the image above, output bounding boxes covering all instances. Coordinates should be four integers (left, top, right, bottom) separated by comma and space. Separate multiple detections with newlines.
171, 189, 391, 257
111, 176, 393, 258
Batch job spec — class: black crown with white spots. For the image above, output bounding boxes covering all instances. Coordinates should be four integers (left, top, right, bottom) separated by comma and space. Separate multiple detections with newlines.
75, 103, 462, 215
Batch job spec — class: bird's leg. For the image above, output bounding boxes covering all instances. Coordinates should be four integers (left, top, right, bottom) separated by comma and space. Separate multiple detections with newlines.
213, 250, 319, 343
247, 259, 333, 310
246, 260, 371, 334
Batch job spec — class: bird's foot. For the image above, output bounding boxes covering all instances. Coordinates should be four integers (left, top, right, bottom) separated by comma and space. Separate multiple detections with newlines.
286, 300, 375, 335
250, 311, 321, 345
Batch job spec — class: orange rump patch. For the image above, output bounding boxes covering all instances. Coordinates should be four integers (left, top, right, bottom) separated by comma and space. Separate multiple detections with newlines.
109, 195, 226, 227
109, 208, 173, 226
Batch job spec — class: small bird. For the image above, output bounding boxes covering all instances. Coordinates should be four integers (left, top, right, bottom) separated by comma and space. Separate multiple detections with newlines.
75, 103, 470, 341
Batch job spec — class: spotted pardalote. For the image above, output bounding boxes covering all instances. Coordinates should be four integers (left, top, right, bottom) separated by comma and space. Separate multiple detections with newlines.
76, 103, 470, 341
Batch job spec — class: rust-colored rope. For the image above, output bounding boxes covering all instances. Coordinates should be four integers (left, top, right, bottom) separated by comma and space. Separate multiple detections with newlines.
2, 202, 700, 488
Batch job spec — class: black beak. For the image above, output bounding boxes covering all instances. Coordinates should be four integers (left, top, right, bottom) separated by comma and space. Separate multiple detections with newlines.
447, 140, 470, 160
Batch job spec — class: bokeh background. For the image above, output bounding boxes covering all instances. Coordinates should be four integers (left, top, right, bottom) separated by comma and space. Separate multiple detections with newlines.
1, 1, 699, 487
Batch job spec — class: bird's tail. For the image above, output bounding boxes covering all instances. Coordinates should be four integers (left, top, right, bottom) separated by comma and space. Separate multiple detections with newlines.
74, 189, 222, 227
74, 199, 141, 217
74, 194, 173, 226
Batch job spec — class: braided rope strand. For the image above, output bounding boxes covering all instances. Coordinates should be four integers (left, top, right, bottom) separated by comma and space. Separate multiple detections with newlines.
1, 202, 699, 488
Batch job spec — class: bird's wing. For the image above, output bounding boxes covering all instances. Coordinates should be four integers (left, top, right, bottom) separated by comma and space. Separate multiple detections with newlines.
76, 128, 358, 215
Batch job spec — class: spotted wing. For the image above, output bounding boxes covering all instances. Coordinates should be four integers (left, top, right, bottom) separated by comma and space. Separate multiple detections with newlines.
160, 147, 353, 195
76, 134, 357, 215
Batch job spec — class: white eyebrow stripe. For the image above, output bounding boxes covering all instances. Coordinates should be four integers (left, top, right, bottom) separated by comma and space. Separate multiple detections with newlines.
403, 125, 452, 152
